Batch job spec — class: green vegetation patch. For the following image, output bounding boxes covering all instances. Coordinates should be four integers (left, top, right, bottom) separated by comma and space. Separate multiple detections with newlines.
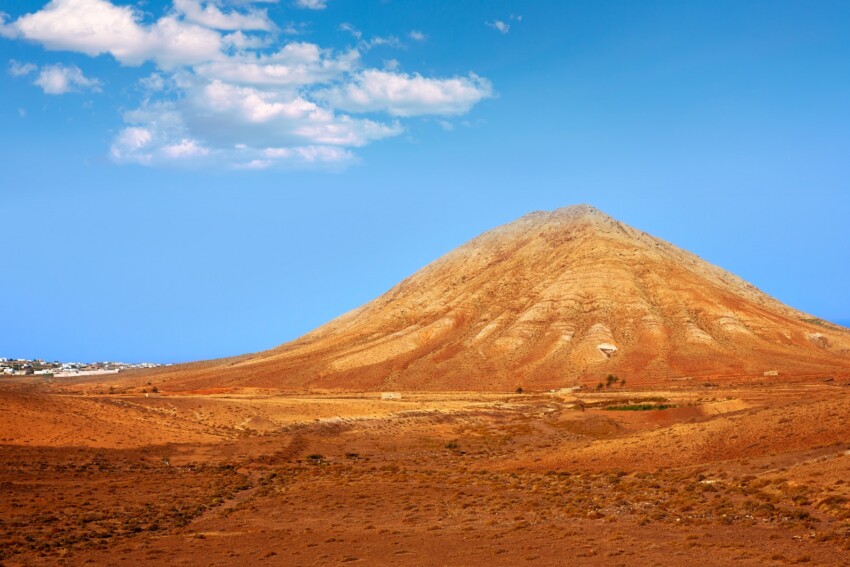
603, 403, 677, 411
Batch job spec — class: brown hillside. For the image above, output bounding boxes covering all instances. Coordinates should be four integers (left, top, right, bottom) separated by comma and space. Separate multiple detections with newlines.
144, 205, 850, 391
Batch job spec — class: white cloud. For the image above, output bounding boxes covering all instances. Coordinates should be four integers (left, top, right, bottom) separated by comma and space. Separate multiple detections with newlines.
233, 145, 355, 170
110, 126, 154, 163
9, 60, 37, 77
0, 11, 19, 39
12, 0, 222, 68
338, 24, 402, 51
34, 64, 102, 94
139, 72, 167, 92
279, 22, 307, 35
145, 16, 225, 69
226, 0, 281, 5
264, 145, 353, 163
195, 42, 359, 86
161, 138, 210, 158
173, 0, 273, 31
486, 20, 510, 34
292, 114, 402, 146
222, 30, 272, 50
199, 79, 321, 123
183, 79, 402, 145
362, 35, 402, 50
109, 80, 401, 167
4, 0, 492, 170
319, 70, 493, 117
14, 0, 153, 61
338, 22, 361, 40
295, 0, 327, 9
234, 158, 273, 169
111, 110, 212, 165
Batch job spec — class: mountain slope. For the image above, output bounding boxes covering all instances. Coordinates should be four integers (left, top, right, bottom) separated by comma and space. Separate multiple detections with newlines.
147, 205, 850, 391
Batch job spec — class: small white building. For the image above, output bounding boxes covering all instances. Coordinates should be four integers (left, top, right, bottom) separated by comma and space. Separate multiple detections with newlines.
381, 392, 402, 400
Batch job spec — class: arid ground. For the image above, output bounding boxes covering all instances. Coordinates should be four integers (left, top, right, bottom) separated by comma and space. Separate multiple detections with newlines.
2, 377, 850, 566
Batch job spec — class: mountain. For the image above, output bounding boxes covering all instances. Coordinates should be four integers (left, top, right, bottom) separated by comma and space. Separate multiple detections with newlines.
147, 205, 850, 391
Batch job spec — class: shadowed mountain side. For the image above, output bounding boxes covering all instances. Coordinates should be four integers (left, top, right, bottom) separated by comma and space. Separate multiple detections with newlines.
139, 205, 850, 391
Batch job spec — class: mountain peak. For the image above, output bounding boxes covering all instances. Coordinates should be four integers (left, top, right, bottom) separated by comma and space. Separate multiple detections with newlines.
552, 203, 606, 217
149, 206, 850, 392
516, 204, 610, 223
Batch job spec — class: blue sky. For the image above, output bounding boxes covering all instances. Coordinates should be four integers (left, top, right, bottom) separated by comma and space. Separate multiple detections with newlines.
2, 0, 849, 362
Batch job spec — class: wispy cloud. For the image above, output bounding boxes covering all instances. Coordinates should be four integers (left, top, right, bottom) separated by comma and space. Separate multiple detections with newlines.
339, 22, 362, 40
319, 70, 493, 117
35, 64, 102, 94
338, 23, 403, 51
295, 0, 327, 10
9, 60, 102, 94
486, 14, 522, 35
486, 20, 510, 34
8, 60, 37, 77
0, 11, 18, 39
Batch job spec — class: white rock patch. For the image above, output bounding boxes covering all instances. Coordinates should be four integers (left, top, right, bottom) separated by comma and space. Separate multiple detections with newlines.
598, 343, 618, 358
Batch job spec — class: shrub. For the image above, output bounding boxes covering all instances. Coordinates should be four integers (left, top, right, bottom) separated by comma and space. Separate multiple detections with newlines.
603, 404, 677, 411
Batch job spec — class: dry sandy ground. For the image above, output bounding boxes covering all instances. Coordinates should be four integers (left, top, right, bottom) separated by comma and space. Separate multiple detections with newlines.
2, 381, 850, 565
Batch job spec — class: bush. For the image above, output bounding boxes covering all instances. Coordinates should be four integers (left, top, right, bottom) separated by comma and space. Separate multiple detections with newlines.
603, 404, 676, 411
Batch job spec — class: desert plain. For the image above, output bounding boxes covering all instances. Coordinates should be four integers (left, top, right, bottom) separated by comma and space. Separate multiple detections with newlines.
2, 376, 850, 566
